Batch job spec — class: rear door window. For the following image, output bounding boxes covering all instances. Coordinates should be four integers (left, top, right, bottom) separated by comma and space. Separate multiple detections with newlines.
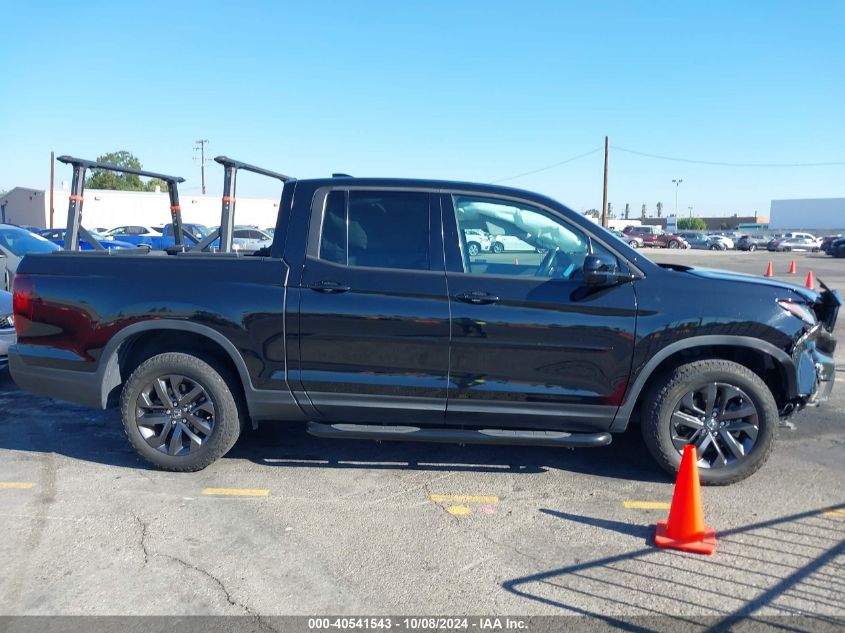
319, 190, 430, 271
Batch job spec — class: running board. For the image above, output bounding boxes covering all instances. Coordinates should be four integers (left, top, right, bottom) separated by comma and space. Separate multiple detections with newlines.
306, 422, 612, 448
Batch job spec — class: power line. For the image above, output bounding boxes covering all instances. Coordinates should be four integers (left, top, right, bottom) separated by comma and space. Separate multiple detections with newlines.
612, 145, 845, 168
491, 147, 602, 183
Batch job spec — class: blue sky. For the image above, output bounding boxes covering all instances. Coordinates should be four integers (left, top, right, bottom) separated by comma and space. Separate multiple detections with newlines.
1, 1, 843, 217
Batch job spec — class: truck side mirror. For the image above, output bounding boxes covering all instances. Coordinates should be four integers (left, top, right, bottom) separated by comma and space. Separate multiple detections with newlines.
583, 254, 619, 285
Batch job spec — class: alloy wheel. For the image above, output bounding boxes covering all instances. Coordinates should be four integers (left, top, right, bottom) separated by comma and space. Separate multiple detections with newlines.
670, 382, 759, 469
135, 374, 215, 456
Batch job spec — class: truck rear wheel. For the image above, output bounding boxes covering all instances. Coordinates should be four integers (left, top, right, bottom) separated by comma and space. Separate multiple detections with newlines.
120, 352, 241, 471
641, 359, 777, 485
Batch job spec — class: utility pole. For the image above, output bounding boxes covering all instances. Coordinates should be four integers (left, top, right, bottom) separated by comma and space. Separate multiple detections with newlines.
601, 136, 609, 228
194, 139, 209, 194
688, 205, 693, 218
49, 150, 55, 229
672, 178, 683, 215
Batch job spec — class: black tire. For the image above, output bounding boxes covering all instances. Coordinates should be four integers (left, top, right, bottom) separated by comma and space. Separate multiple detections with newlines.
629, 240, 639, 249
467, 242, 480, 257
492, 242, 504, 254
640, 359, 777, 485
709, 244, 720, 250
120, 352, 241, 471
668, 240, 679, 249
748, 244, 757, 252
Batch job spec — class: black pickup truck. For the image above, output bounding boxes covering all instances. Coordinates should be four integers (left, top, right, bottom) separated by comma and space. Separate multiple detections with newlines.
9, 155, 841, 484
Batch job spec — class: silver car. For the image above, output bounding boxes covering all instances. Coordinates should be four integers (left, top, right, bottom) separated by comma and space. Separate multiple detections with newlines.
232, 226, 274, 253
0, 290, 14, 370
0, 225, 61, 291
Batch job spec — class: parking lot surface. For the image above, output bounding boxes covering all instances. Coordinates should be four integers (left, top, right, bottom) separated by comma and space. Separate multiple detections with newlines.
0, 249, 843, 625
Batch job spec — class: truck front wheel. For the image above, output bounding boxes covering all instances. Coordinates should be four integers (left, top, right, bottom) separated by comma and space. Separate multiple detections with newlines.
640, 359, 777, 485
120, 352, 241, 471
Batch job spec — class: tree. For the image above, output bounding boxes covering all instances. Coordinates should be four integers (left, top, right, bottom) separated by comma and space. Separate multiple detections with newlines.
656, 201, 663, 218
583, 209, 600, 220
85, 151, 169, 192
678, 217, 706, 230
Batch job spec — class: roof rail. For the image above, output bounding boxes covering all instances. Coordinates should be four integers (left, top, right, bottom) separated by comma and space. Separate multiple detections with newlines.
57, 155, 195, 251
192, 156, 294, 253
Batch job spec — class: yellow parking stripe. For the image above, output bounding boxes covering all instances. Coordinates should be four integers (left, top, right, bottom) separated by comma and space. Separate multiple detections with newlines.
446, 505, 472, 516
202, 488, 269, 497
823, 509, 845, 517
624, 501, 671, 510
428, 494, 499, 504
0, 482, 36, 490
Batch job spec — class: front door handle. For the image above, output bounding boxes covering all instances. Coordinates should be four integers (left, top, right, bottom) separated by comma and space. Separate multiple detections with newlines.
455, 290, 499, 305
309, 280, 351, 293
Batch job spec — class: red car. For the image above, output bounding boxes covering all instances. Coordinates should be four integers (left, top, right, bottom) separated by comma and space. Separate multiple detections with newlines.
623, 226, 688, 249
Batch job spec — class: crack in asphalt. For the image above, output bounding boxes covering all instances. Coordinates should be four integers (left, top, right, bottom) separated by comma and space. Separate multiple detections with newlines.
133, 514, 150, 566
131, 513, 279, 632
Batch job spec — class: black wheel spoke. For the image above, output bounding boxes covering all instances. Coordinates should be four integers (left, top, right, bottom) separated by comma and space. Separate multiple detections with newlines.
154, 379, 172, 408
672, 410, 704, 429
724, 421, 758, 441
720, 403, 756, 420
680, 392, 705, 416
719, 428, 746, 459
702, 383, 718, 416
187, 413, 213, 435
178, 386, 203, 407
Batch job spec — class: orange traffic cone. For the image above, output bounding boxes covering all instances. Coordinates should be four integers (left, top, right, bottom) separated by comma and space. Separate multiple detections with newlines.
764, 262, 773, 277
788, 260, 797, 274
654, 445, 716, 555
805, 271, 815, 289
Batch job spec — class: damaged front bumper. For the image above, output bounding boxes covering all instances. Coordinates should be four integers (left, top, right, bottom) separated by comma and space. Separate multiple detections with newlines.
792, 285, 840, 408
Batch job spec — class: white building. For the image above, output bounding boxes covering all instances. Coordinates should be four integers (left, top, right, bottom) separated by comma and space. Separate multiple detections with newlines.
1, 186, 281, 231
770, 198, 845, 230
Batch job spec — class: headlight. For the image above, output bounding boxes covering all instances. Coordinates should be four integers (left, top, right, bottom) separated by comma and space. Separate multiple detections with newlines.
777, 300, 817, 326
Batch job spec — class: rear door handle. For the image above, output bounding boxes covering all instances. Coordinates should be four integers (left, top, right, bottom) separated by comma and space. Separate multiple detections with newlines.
309, 280, 351, 293
455, 291, 499, 305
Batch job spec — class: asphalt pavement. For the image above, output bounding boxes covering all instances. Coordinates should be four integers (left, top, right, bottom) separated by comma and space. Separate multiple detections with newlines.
0, 249, 843, 626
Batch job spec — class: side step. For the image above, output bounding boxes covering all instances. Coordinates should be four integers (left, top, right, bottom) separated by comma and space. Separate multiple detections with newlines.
306, 422, 612, 448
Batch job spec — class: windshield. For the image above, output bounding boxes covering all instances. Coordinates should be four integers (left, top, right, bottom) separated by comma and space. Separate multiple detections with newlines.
0, 227, 61, 256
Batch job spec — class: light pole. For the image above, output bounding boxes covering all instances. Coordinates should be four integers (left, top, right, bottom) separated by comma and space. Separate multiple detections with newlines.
672, 179, 683, 216
688, 205, 693, 218
194, 139, 209, 194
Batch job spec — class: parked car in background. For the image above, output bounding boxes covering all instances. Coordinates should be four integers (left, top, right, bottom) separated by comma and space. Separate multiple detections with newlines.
232, 226, 273, 252
463, 228, 492, 255
39, 229, 137, 251
104, 223, 210, 250
0, 224, 61, 290
736, 234, 774, 251
490, 233, 547, 254
819, 235, 843, 254
828, 237, 845, 258
623, 225, 688, 249
706, 234, 734, 249
104, 225, 164, 248
0, 290, 14, 370
611, 229, 643, 249
264, 228, 276, 237
677, 232, 727, 250
767, 236, 821, 253
782, 232, 818, 241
